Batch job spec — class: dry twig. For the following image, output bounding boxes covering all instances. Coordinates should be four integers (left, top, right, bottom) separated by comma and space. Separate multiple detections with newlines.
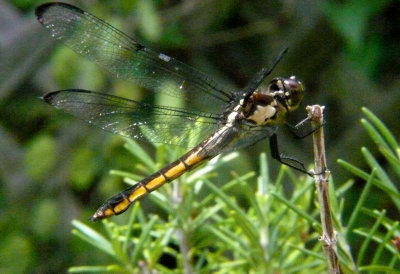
307, 105, 341, 274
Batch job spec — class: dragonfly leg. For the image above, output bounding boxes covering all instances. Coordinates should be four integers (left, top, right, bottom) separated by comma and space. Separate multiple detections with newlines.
269, 133, 313, 176
285, 118, 324, 139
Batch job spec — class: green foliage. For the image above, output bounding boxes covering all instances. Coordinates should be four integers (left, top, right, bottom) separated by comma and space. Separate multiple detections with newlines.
323, 0, 392, 76
31, 199, 60, 239
0, 233, 33, 273
136, 0, 162, 41
70, 148, 100, 191
338, 108, 400, 272
24, 134, 57, 181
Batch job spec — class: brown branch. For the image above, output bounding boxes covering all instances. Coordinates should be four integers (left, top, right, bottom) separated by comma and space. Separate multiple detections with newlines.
307, 105, 341, 274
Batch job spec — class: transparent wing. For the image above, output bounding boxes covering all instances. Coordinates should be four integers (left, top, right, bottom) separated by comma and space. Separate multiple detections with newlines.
226, 124, 277, 152
35, 3, 235, 113
43, 90, 219, 148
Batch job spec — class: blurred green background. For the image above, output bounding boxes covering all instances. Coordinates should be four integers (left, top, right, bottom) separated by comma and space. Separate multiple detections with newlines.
0, 0, 399, 272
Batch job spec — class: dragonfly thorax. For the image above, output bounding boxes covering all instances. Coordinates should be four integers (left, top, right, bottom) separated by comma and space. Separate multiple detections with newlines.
241, 76, 304, 126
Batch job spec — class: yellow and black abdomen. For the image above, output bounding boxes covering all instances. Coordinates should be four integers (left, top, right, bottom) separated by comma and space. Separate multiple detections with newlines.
89, 146, 209, 221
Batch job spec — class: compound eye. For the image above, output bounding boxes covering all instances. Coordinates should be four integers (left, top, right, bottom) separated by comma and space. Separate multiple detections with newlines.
284, 78, 302, 91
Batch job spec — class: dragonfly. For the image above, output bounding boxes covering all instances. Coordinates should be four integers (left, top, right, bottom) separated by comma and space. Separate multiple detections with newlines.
36, 2, 313, 222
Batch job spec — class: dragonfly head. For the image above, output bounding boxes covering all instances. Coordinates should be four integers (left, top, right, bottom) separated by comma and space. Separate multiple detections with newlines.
240, 76, 304, 126
269, 76, 304, 112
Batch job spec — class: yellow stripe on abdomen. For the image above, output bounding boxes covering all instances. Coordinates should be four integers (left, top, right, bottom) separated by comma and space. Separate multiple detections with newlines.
113, 198, 131, 214
164, 161, 186, 179
138, 174, 165, 192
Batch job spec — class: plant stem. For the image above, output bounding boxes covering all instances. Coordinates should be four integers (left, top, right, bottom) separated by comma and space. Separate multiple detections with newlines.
307, 105, 341, 274
172, 180, 193, 274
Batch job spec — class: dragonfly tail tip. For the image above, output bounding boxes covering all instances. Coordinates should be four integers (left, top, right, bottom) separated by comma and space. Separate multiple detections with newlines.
88, 215, 99, 222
